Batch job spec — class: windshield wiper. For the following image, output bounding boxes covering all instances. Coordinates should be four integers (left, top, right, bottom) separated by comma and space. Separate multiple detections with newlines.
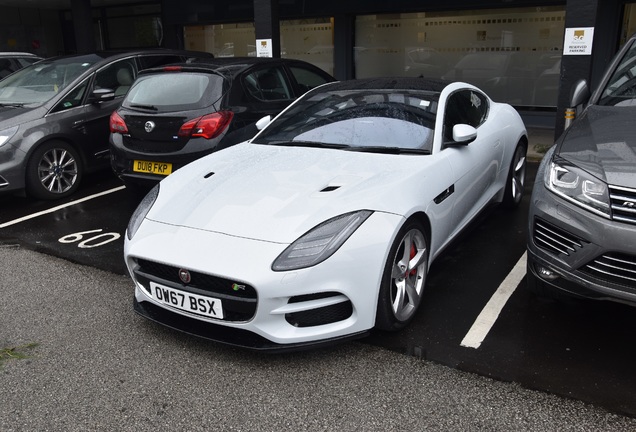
347, 146, 431, 155
129, 103, 158, 111
265, 140, 352, 150
0, 102, 25, 108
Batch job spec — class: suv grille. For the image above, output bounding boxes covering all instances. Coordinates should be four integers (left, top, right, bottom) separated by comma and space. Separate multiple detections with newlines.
610, 185, 636, 225
582, 252, 636, 290
134, 258, 257, 322
533, 218, 585, 256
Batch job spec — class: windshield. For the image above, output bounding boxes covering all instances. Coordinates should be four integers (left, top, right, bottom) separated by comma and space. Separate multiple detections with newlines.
0, 55, 101, 105
599, 40, 636, 106
252, 89, 439, 152
122, 72, 226, 112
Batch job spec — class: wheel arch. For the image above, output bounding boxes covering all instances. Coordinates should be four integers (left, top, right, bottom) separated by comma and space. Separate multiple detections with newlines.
403, 211, 432, 255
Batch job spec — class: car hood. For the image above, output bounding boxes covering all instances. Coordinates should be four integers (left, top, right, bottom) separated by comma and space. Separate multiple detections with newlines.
556, 105, 636, 188
148, 143, 434, 243
0, 105, 39, 125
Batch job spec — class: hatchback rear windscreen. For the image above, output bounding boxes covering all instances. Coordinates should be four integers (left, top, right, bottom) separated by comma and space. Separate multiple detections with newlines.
123, 72, 225, 112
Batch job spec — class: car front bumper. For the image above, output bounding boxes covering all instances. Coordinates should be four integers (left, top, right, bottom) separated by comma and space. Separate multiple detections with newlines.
527, 170, 636, 305
125, 211, 403, 350
0, 141, 27, 193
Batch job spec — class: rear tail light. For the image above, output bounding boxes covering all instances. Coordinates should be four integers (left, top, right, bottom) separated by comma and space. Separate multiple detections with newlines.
110, 111, 128, 134
178, 111, 234, 140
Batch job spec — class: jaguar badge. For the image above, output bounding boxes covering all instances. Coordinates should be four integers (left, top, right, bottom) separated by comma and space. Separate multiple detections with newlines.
178, 269, 191, 284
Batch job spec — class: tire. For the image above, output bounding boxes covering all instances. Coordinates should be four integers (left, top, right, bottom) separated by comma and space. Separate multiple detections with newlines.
375, 220, 429, 331
502, 140, 527, 208
25, 141, 82, 200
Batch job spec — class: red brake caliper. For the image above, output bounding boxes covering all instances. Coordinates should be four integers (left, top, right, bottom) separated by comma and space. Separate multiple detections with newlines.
409, 244, 417, 277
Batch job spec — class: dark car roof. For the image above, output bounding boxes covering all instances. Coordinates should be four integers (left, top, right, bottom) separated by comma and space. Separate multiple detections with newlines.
192, 56, 305, 67
311, 77, 451, 93
139, 56, 328, 78
0, 52, 41, 58
40, 49, 212, 67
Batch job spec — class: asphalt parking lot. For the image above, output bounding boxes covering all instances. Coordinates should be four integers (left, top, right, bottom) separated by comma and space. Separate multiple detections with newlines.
2, 245, 636, 431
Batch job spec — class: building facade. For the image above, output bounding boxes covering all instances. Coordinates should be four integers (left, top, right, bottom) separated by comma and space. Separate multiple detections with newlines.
1, 0, 634, 135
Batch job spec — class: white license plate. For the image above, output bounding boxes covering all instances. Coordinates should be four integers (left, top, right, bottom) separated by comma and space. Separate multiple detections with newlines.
149, 282, 224, 319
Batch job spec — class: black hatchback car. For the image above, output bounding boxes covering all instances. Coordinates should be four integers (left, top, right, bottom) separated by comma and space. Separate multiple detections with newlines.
109, 57, 335, 189
0, 49, 211, 200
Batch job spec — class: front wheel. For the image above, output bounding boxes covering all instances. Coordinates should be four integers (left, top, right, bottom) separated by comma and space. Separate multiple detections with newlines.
26, 141, 82, 200
375, 221, 429, 331
502, 140, 527, 208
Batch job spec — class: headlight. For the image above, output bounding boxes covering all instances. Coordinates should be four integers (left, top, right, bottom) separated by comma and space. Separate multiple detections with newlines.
126, 184, 159, 240
0, 125, 18, 147
272, 210, 373, 271
545, 157, 610, 217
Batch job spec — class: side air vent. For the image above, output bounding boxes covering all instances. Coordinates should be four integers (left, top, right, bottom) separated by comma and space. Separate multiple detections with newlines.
533, 217, 586, 256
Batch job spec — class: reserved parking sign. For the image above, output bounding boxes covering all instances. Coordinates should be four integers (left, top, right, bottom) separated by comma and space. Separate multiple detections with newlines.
563, 27, 594, 55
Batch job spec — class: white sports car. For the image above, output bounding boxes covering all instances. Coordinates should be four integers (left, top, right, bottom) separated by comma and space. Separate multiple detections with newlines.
124, 78, 527, 350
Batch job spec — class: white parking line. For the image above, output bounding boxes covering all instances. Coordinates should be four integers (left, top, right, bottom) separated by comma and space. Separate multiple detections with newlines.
460, 252, 527, 349
0, 186, 126, 228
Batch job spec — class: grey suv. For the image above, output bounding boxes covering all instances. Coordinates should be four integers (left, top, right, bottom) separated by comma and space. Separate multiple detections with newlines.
527, 34, 636, 305
0, 50, 210, 200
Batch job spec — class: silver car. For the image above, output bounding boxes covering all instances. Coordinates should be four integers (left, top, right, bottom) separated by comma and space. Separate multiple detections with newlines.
527, 34, 636, 305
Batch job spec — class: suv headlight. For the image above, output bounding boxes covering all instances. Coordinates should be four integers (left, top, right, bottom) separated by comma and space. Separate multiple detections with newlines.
0, 125, 18, 147
272, 210, 373, 271
545, 157, 610, 217
127, 184, 159, 240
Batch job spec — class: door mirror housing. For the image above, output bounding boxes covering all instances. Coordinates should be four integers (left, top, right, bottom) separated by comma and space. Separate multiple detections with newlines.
91, 88, 115, 103
452, 123, 477, 144
569, 79, 590, 107
255, 115, 272, 131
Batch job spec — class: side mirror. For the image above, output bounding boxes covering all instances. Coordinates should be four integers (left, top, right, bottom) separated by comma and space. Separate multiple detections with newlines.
92, 88, 115, 103
452, 123, 477, 144
569, 79, 590, 107
255, 115, 272, 131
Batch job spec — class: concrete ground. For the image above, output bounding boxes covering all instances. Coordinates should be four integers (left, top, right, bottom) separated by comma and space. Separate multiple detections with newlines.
2, 246, 636, 431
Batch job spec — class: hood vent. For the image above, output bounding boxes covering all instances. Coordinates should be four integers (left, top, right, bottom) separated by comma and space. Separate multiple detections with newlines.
204, 172, 215, 179
320, 185, 341, 193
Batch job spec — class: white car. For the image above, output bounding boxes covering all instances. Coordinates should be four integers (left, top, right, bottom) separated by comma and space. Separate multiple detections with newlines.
124, 78, 528, 350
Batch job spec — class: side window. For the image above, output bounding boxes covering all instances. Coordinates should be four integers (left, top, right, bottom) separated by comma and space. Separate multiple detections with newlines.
443, 90, 489, 141
599, 42, 636, 106
289, 65, 330, 94
95, 58, 137, 97
244, 67, 292, 101
138, 55, 183, 70
0, 59, 13, 78
50, 77, 90, 113
17, 57, 40, 68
